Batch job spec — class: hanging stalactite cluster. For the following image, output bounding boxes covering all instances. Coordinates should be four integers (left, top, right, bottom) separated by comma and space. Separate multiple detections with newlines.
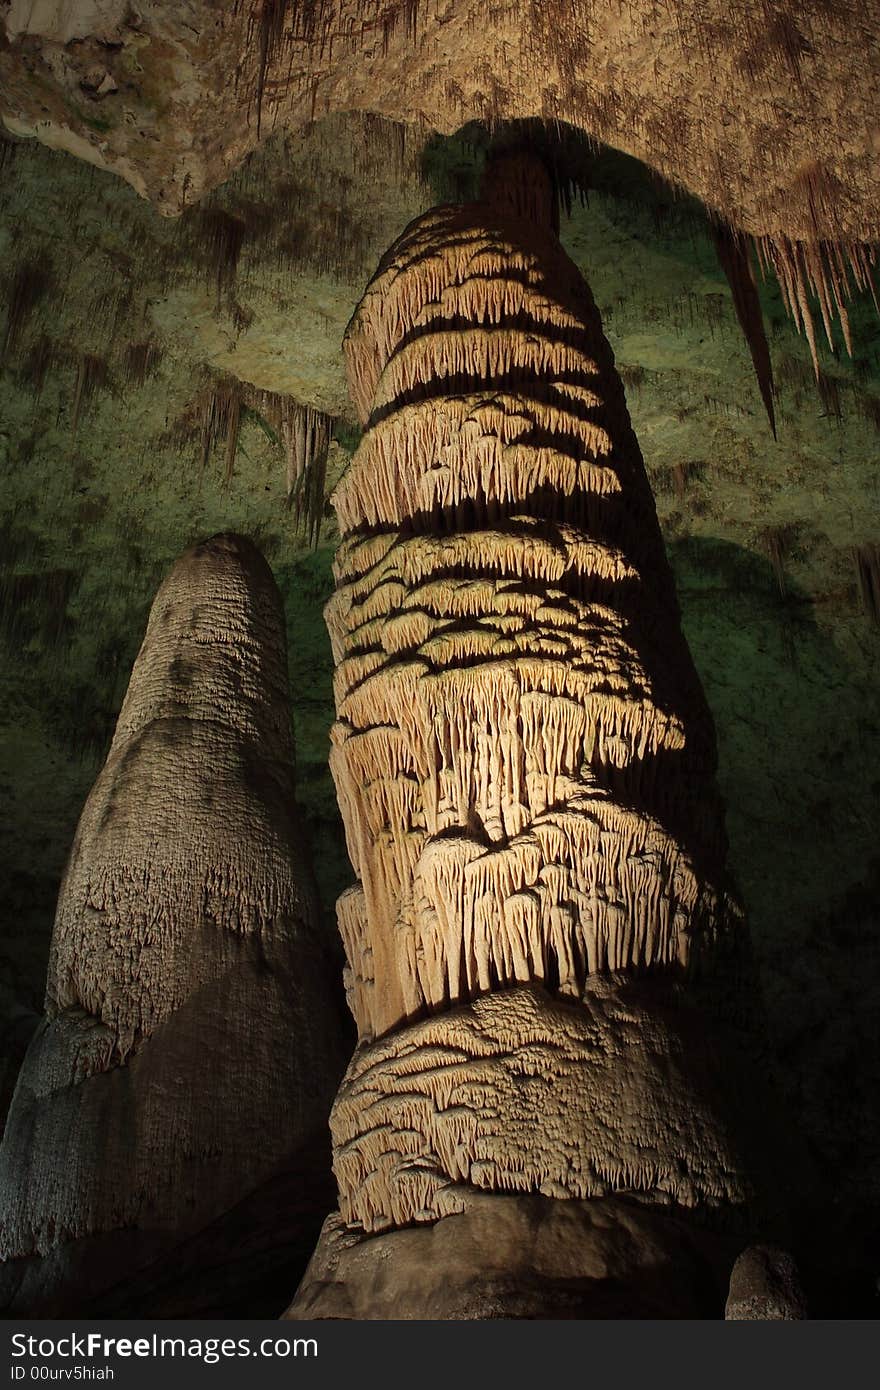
755, 234, 877, 378
160, 370, 334, 523
235, 5, 880, 405
711, 223, 776, 437
279, 401, 333, 540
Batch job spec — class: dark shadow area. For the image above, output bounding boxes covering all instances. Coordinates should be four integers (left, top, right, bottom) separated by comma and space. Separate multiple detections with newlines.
0, 1139, 337, 1320
419, 119, 709, 233
670, 535, 880, 1317
274, 546, 352, 937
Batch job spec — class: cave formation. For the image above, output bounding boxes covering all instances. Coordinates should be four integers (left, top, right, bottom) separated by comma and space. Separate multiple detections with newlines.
0, 535, 346, 1316
1, 1, 879, 1320
287, 150, 786, 1319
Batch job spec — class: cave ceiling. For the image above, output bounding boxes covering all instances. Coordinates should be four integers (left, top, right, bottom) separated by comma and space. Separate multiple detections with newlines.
0, 0, 879, 1304
2, 0, 879, 243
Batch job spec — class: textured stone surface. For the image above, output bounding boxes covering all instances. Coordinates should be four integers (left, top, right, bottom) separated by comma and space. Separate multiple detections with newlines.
0, 533, 346, 1315
725, 1244, 808, 1319
2, 1, 879, 252
287, 1192, 731, 1319
329, 198, 737, 1058
328, 981, 764, 1234
292, 175, 776, 1316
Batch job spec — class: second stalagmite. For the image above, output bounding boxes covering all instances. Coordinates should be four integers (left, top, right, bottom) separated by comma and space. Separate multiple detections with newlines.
0, 534, 346, 1315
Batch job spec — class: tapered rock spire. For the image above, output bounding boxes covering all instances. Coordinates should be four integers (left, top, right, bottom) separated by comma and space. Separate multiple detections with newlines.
0, 533, 345, 1315
288, 157, 786, 1318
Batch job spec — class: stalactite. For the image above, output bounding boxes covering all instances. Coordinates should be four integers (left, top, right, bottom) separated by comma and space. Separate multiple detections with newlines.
194, 207, 247, 299
0, 132, 17, 175
223, 392, 242, 486
162, 373, 333, 513
816, 370, 842, 420
122, 341, 163, 389
712, 224, 776, 437
762, 526, 790, 597
198, 377, 241, 476
857, 391, 880, 433
774, 352, 844, 424
249, 0, 334, 137
71, 354, 110, 434
17, 335, 58, 400
1, 260, 52, 361
853, 543, 880, 624
755, 232, 876, 380
280, 402, 333, 542
253, 0, 291, 138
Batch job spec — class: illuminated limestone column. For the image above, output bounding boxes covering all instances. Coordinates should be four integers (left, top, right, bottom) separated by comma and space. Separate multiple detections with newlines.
290, 158, 769, 1318
0, 533, 345, 1314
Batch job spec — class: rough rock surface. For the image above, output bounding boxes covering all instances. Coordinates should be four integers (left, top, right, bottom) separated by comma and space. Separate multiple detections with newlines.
328, 981, 764, 1233
288, 170, 779, 1316
725, 1244, 808, 1319
288, 1191, 734, 1320
0, 532, 346, 1315
2, 0, 879, 255
328, 194, 739, 1057
1, 76, 877, 1315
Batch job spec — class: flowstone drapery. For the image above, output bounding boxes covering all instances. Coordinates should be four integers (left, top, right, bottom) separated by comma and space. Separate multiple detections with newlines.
289, 159, 778, 1318
0, 534, 345, 1315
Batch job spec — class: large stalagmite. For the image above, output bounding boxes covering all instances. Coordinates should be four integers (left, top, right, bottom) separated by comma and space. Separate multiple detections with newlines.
288, 157, 781, 1319
0, 533, 345, 1316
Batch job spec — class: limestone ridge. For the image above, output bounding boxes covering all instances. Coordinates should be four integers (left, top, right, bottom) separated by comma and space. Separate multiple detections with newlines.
288, 161, 778, 1316
0, 533, 345, 1314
